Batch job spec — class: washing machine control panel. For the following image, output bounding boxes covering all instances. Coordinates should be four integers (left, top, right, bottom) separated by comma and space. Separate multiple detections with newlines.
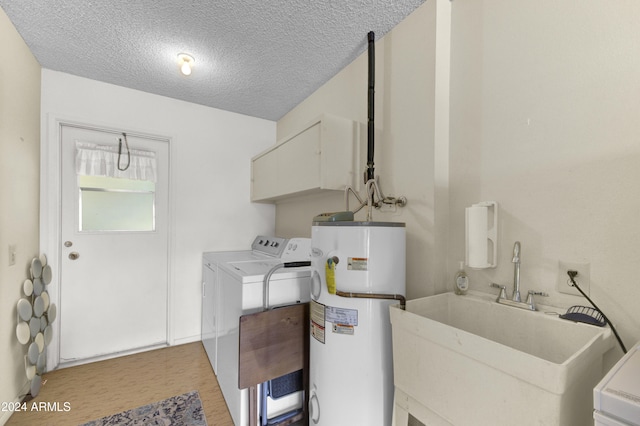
251, 236, 288, 257
282, 238, 311, 261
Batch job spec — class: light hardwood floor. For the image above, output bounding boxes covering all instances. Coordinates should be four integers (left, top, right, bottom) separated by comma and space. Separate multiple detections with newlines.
6, 342, 234, 426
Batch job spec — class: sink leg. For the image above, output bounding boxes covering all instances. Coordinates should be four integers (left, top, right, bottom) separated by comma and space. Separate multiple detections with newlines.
393, 388, 453, 425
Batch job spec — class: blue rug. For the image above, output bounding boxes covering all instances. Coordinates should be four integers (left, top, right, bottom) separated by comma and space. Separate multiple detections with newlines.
80, 390, 207, 426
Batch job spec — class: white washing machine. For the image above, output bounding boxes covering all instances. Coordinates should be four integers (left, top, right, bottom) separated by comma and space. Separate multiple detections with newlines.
202, 236, 290, 374
309, 221, 406, 425
202, 236, 311, 426
594, 342, 640, 426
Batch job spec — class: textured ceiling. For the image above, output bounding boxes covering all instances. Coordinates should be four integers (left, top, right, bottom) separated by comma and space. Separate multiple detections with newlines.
0, 0, 425, 121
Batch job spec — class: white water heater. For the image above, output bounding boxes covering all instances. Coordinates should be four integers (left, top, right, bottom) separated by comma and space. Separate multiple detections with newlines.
309, 221, 406, 425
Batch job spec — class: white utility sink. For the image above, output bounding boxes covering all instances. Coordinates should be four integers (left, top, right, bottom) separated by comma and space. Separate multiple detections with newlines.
390, 292, 614, 426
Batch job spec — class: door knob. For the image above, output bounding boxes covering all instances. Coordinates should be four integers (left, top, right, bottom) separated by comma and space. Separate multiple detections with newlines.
68, 252, 80, 260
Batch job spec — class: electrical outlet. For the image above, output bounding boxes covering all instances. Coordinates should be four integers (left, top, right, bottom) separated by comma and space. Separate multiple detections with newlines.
558, 260, 590, 296
8, 244, 17, 266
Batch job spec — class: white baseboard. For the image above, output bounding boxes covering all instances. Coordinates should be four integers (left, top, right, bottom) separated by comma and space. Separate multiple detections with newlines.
171, 334, 201, 346
57, 342, 168, 369
0, 381, 31, 426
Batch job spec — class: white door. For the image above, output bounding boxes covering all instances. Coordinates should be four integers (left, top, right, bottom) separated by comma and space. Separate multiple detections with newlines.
59, 124, 170, 362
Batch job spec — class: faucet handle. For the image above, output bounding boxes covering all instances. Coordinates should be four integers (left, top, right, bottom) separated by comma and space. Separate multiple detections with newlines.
490, 283, 507, 301
526, 290, 549, 311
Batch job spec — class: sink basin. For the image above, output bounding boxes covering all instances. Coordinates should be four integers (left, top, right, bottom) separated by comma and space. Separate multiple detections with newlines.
390, 292, 614, 426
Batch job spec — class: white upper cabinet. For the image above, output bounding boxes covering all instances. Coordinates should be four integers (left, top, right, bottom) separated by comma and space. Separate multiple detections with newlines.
251, 114, 358, 202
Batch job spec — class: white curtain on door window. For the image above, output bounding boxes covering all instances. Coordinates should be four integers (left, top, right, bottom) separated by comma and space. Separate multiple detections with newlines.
75, 140, 157, 182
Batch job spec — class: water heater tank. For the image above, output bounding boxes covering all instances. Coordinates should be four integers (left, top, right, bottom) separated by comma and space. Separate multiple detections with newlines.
309, 221, 406, 425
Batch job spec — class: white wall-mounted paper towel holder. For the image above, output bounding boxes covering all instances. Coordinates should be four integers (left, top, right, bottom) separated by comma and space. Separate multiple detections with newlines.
465, 201, 498, 269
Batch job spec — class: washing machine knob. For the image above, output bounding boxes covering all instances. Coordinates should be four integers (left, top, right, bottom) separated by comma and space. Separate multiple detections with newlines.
309, 392, 320, 424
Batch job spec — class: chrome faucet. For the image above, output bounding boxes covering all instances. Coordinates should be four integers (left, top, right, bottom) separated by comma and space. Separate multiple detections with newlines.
490, 241, 549, 311
512, 241, 521, 302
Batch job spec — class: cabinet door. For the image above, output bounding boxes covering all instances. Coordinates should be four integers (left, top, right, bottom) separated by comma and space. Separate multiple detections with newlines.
252, 150, 278, 201
201, 261, 218, 374
277, 122, 321, 195
250, 114, 356, 202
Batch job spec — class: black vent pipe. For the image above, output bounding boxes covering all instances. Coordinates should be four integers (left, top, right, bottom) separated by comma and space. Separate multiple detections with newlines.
366, 31, 375, 182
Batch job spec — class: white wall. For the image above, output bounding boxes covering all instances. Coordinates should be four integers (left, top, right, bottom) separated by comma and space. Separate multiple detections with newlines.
274, 0, 640, 360
449, 0, 640, 359
0, 8, 41, 425
275, 0, 451, 300
40, 70, 276, 352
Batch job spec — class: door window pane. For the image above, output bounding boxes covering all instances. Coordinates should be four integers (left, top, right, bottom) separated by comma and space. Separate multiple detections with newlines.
79, 175, 155, 231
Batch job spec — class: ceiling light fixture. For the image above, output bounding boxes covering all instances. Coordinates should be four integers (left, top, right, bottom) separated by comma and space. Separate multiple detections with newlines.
177, 53, 195, 76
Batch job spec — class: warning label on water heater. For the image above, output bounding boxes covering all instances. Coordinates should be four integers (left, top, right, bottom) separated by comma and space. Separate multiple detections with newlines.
333, 324, 354, 335
347, 257, 368, 271
310, 300, 326, 344
325, 306, 358, 326
311, 301, 359, 341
